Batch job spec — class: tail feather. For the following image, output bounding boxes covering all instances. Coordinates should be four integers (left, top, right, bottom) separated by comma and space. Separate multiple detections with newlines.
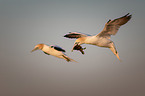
109, 43, 121, 61
115, 52, 121, 61
62, 55, 78, 62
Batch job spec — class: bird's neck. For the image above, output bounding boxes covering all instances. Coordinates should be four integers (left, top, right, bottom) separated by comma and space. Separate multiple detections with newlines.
78, 37, 87, 44
41, 44, 49, 51
84, 36, 93, 44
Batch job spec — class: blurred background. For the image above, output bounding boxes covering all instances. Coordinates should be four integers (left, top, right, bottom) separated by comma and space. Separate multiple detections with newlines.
0, 0, 145, 96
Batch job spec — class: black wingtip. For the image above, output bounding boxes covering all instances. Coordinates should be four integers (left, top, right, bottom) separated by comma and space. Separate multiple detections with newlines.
64, 34, 67, 37
128, 14, 132, 20
129, 14, 132, 18
125, 13, 132, 17
107, 19, 111, 23
125, 13, 132, 20
125, 13, 130, 16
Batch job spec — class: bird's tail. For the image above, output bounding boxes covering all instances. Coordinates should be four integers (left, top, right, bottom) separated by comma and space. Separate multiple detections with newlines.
109, 47, 121, 61
109, 42, 121, 61
62, 55, 78, 62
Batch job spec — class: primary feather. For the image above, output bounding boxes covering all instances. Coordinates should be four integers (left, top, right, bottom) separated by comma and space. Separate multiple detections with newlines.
64, 32, 91, 39
97, 13, 132, 39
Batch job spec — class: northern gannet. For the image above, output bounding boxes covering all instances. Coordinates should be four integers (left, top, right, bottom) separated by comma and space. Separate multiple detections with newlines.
31, 44, 77, 62
64, 13, 132, 61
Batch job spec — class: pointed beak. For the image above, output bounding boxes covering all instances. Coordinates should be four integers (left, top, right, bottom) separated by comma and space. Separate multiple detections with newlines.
31, 47, 39, 53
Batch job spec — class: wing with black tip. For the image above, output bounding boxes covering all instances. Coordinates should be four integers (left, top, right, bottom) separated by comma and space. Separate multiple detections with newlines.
97, 13, 132, 39
64, 32, 91, 39
51, 45, 66, 52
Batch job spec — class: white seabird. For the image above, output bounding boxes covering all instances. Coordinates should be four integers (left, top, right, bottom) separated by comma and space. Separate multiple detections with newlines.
31, 44, 77, 62
64, 13, 132, 61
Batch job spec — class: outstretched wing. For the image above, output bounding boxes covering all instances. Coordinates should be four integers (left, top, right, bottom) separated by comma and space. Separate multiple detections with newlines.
51, 45, 66, 52
97, 13, 132, 39
64, 32, 91, 39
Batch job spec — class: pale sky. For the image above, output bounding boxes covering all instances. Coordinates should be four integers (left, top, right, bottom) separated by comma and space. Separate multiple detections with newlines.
0, 0, 145, 96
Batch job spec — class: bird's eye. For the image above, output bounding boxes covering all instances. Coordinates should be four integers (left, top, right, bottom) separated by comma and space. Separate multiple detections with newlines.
50, 46, 53, 48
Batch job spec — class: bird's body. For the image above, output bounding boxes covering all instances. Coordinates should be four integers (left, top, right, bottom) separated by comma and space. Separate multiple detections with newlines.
31, 44, 76, 62
42, 44, 63, 58
64, 13, 132, 61
82, 36, 111, 47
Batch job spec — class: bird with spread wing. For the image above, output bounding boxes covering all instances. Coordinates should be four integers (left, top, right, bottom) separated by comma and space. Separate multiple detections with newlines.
64, 13, 132, 61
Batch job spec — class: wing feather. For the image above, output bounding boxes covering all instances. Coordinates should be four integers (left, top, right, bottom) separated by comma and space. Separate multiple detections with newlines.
97, 13, 132, 39
64, 32, 91, 39
51, 45, 66, 52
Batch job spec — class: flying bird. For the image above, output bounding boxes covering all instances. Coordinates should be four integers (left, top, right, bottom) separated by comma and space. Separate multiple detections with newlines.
64, 13, 132, 61
31, 44, 77, 62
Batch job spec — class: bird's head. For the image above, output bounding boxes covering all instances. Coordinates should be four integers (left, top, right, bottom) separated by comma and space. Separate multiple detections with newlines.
31, 44, 44, 52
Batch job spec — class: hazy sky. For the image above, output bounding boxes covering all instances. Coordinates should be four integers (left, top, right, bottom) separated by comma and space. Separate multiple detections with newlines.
0, 0, 145, 96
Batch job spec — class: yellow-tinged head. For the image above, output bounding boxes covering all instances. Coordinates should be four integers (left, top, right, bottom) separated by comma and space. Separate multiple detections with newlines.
31, 44, 44, 52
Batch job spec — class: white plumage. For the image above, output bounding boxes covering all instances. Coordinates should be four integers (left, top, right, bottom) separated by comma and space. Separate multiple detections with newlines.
64, 13, 132, 61
31, 44, 76, 62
